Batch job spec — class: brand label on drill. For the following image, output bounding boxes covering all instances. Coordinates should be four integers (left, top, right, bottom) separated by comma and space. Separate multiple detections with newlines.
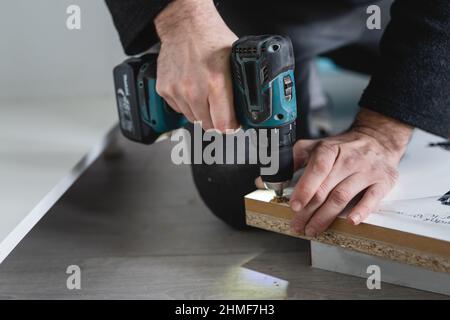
117, 74, 134, 133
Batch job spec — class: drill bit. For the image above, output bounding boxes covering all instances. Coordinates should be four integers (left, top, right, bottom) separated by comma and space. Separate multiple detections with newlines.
264, 181, 290, 201
270, 195, 290, 204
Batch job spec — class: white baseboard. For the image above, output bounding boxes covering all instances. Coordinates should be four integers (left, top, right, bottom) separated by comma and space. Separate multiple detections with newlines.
311, 241, 450, 296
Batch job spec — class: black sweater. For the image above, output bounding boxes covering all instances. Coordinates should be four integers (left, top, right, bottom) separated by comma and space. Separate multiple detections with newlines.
105, 0, 450, 138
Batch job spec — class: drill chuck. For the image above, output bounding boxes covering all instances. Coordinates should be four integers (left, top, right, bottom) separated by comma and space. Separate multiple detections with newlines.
258, 121, 296, 195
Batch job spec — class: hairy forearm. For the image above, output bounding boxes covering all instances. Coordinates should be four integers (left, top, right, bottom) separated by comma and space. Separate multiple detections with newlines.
154, 0, 218, 40
352, 108, 413, 161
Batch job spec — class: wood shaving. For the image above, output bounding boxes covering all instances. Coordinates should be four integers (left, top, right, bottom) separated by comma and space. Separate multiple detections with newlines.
270, 196, 289, 204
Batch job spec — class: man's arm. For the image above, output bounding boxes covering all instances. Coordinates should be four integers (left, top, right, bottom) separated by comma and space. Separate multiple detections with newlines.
153, 0, 238, 130
360, 0, 450, 138
105, 0, 171, 55
106, 0, 238, 131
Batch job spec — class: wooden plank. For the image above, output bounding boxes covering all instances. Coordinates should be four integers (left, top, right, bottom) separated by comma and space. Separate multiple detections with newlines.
245, 190, 450, 274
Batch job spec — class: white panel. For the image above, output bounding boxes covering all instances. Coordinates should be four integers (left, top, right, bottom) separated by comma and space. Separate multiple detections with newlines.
311, 241, 450, 296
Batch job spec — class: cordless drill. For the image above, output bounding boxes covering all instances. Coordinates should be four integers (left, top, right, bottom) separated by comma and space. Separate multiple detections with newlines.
113, 35, 297, 197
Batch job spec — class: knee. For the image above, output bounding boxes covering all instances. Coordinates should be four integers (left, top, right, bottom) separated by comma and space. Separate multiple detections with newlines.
190, 162, 259, 230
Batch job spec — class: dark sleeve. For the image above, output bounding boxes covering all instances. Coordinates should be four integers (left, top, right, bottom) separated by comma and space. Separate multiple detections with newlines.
105, 0, 172, 55
359, 0, 450, 138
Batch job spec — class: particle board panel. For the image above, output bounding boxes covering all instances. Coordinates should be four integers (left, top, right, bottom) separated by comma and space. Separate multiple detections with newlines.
245, 190, 450, 274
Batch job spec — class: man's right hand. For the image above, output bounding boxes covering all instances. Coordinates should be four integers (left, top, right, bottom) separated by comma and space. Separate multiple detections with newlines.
154, 0, 239, 131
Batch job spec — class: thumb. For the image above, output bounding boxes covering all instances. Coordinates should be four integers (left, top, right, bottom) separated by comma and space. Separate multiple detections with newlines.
254, 176, 265, 189
255, 139, 319, 189
293, 139, 318, 170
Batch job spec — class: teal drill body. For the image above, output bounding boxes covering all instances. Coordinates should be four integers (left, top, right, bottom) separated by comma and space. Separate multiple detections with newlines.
113, 35, 297, 195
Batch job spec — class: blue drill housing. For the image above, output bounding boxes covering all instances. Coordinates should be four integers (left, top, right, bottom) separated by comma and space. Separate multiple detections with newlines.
234, 69, 297, 129
143, 78, 188, 133
231, 35, 297, 130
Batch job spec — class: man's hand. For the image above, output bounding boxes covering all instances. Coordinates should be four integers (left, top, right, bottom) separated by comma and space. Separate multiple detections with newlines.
289, 108, 413, 236
154, 0, 238, 131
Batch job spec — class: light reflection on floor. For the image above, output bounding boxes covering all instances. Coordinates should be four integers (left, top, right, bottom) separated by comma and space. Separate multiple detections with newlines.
220, 256, 289, 299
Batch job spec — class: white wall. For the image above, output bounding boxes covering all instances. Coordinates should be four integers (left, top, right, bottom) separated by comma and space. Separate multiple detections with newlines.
0, 0, 127, 100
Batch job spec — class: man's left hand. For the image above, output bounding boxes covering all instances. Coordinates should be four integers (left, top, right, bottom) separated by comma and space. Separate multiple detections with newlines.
289, 108, 413, 236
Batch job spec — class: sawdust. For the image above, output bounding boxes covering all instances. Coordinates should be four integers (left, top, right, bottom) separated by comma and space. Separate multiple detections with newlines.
270, 196, 289, 204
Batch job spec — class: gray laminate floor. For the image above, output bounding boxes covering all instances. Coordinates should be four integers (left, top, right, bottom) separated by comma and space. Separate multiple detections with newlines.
0, 135, 444, 299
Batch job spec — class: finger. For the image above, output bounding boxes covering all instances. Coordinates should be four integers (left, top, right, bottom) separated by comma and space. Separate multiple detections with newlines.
347, 183, 387, 225
293, 139, 318, 170
189, 100, 214, 130
155, 81, 182, 114
291, 175, 344, 234
164, 96, 181, 113
293, 148, 362, 227
303, 173, 373, 236
254, 177, 265, 189
290, 142, 339, 212
184, 87, 214, 130
176, 97, 196, 123
291, 166, 357, 234
208, 75, 239, 132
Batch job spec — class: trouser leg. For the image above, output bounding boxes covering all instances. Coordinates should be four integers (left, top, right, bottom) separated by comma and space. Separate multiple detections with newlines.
188, 124, 260, 229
